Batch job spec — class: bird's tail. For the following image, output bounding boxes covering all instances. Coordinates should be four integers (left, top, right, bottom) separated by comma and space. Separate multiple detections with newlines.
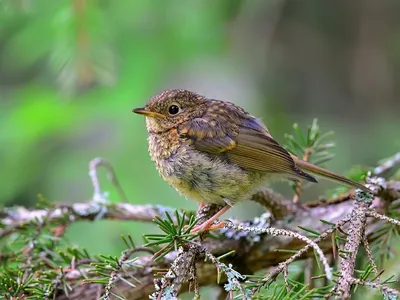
293, 157, 370, 192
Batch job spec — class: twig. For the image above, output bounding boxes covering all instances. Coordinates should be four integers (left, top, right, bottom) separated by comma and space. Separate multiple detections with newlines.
362, 232, 379, 277
151, 205, 221, 299
89, 157, 128, 202
367, 210, 400, 226
258, 214, 351, 288
305, 191, 355, 208
335, 190, 373, 299
251, 189, 302, 220
373, 152, 400, 176
283, 265, 289, 291
151, 246, 199, 299
202, 249, 248, 297
225, 223, 332, 280
350, 278, 400, 296
103, 247, 154, 300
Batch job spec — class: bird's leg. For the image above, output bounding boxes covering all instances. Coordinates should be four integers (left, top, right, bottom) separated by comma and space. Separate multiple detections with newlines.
197, 202, 206, 212
190, 205, 231, 234
182, 203, 207, 232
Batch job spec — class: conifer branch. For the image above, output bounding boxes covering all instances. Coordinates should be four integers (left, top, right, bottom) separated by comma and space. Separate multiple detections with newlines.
335, 190, 372, 299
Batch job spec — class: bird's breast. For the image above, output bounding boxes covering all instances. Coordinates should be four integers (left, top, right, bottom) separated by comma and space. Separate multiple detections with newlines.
147, 130, 182, 177
147, 131, 260, 205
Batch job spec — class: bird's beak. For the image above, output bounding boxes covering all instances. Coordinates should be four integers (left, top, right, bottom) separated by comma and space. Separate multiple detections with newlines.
132, 107, 166, 119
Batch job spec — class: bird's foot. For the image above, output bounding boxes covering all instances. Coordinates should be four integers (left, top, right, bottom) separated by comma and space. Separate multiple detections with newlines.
190, 220, 226, 234
189, 205, 230, 234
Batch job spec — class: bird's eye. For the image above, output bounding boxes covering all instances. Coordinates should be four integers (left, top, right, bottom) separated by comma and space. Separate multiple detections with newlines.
168, 104, 181, 115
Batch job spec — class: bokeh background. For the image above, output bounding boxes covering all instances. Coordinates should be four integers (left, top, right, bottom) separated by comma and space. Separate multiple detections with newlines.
1, 0, 399, 298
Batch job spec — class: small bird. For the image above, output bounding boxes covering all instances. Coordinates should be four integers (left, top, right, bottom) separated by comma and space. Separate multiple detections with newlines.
133, 89, 369, 233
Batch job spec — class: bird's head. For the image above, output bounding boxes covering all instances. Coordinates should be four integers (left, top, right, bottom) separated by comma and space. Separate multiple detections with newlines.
133, 89, 207, 133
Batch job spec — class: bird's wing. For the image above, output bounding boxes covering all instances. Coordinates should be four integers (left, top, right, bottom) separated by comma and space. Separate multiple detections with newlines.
178, 117, 316, 182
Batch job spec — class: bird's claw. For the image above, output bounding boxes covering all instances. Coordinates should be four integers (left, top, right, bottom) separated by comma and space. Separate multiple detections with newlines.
189, 221, 226, 234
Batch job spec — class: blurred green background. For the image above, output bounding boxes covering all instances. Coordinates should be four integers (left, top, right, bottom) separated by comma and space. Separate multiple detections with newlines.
0, 0, 399, 297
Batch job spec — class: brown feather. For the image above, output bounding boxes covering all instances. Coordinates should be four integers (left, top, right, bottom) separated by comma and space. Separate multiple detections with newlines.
227, 128, 316, 182
179, 118, 316, 182
292, 156, 371, 192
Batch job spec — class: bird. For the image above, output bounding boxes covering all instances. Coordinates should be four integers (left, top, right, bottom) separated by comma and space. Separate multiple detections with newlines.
133, 89, 370, 233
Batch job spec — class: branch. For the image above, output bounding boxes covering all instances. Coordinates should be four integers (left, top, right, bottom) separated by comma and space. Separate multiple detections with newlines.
52, 181, 400, 300
2, 155, 399, 299
0, 203, 175, 238
373, 152, 400, 176
335, 191, 372, 299
350, 278, 400, 297
251, 189, 302, 219
0, 190, 302, 239
151, 205, 221, 299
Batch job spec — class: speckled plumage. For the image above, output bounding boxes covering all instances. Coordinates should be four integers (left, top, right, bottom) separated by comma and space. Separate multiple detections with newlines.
147, 129, 261, 205
133, 89, 369, 232
137, 89, 313, 207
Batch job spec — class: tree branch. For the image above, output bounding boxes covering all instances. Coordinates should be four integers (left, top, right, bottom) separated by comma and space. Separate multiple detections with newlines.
48, 181, 399, 300
335, 191, 372, 299
2, 158, 399, 299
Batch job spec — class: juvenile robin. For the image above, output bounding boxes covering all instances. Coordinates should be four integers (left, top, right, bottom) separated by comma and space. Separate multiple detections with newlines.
133, 89, 369, 233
